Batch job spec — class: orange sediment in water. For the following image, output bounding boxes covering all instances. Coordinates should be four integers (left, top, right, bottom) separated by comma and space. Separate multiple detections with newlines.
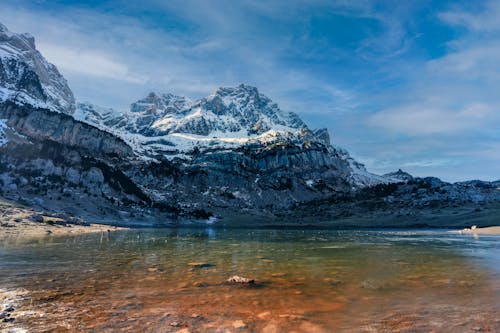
1, 228, 499, 332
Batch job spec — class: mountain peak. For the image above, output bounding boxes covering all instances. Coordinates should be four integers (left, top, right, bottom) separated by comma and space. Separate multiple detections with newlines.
383, 169, 413, 182
0, 22, 9, 34
215, 83, 259, 95
0, 24, 37, 58
130, 91, 192, 114
211, 84, 263, 104
0, 22, 75, 114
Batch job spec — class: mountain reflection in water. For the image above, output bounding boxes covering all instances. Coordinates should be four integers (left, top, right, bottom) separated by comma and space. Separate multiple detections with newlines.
1, 228, 499, 332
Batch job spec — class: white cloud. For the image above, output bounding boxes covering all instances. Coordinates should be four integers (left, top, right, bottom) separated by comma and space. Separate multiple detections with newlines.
38, 43, 147, 84
0, 1, 358, 111
369, 103, 492, 135
439, 1, 500, 32
427, 43, 500, 80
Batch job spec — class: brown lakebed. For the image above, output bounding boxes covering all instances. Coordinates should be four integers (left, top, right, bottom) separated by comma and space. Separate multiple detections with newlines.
1, 228, 499, 332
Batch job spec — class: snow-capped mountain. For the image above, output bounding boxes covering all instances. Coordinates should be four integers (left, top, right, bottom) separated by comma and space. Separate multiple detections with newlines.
0, 23, 75, 114
383, 169, 414, 183
3, 21, 498, 225
75, 84, 388, 186
76, 84, 312, 150
76, 85, 362, 163
77, 85, 305, 137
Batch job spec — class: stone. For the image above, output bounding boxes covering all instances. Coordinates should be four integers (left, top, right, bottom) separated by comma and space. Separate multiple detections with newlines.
32, 215, 44, 222
176, 329, 190, 333
232, 320, 247, 329
257, 311, 271, 319
262, 322, 279, 333
65, 167, 81, 184
188, 262, 214, 268
227, 275, 255, 284
329, 280, 342, 287
299, 321, 325, 333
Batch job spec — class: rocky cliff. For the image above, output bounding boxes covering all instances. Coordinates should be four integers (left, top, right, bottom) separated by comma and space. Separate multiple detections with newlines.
0, 23, 75, 114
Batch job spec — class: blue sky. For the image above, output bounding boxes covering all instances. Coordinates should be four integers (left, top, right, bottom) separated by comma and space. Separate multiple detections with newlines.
1, 0, 499, 181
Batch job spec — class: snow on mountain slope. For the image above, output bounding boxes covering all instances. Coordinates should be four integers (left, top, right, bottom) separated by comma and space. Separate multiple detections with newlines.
150, 84, 306, 136
74, 102, 126, 132
0, 21, 385, 188
0, 118, 8, 146
335, 147, 388, 187
382, 169, 414, 183
0, 23, 75, 114
76, 84, 386, 187
76, 85, 321, 159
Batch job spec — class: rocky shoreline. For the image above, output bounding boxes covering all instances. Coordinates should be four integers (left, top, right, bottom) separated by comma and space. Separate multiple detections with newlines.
456, 226, 500, 235
0, 198, 126, 240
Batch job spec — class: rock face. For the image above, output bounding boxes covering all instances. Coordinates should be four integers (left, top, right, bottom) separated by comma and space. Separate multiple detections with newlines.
383, 169, 414, 183
1, 102, 132, 159
75, 85, 378, 184
1, 22, 499, 226
0, 23, 75, 114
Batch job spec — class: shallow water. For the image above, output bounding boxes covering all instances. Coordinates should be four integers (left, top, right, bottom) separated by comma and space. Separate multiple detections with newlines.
1, 228, 499, 332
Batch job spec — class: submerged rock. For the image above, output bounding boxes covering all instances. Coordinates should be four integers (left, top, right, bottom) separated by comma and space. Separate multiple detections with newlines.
257, 311, 271, 319
188, 262, 214, 268
232, 320, 247, 329
3, 306, 14, 312
31, 215, 44, 223
227, 275, 255, 284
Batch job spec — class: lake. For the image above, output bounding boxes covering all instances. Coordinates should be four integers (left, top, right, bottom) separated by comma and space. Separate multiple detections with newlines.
1, 228, 499, 332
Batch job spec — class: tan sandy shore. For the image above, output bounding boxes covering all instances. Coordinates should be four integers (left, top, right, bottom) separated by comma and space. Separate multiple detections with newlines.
456, 226, 500, 235
0, 199, 127, 241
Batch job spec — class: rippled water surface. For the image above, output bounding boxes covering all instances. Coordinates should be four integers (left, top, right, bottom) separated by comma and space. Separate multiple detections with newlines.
1, 228, 499, 332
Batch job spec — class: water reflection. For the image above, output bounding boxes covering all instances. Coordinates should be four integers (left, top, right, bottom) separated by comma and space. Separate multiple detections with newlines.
0, 229, 499, 332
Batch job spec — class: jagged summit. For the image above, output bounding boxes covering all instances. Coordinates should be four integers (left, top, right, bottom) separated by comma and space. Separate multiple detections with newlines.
75, 84, 387, 187
130, 92, 192, 114
77, 84, 308, 140
76, 84, 334, 158
202, 84, 307, 131
0, 23, 75, 114
383, 169, 414, 183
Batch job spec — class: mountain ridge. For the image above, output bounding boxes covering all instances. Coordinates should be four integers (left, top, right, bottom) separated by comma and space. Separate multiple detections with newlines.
1, 22, 499, 226
0, 23, 75, 114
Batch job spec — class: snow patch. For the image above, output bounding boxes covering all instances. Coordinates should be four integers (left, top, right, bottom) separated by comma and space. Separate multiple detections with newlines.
0, 119, 9, 146
205, 216, 217, 224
